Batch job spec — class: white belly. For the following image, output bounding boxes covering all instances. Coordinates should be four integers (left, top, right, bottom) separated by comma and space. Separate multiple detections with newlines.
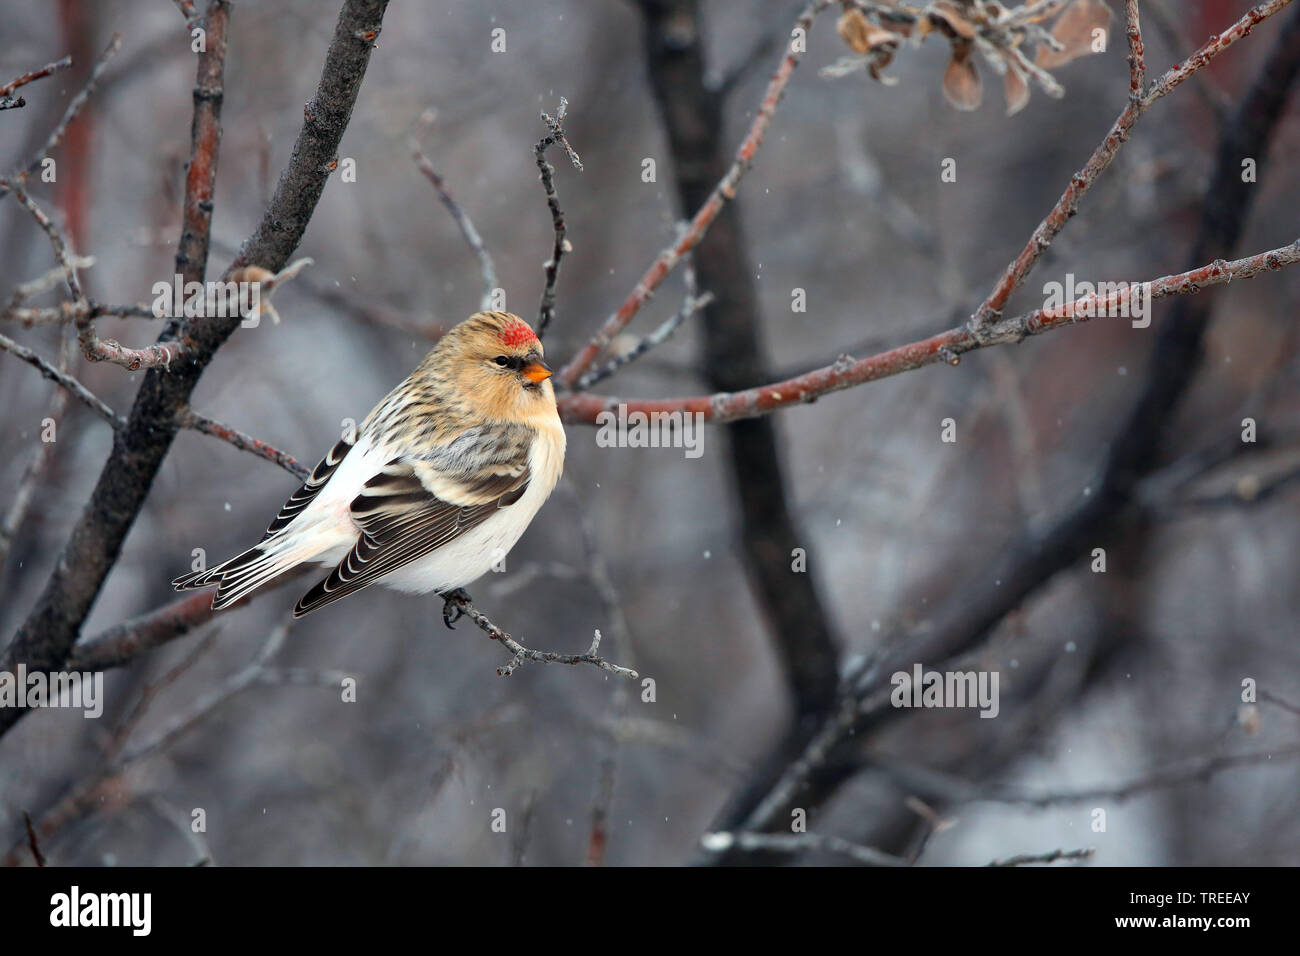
290, 423, 563, 596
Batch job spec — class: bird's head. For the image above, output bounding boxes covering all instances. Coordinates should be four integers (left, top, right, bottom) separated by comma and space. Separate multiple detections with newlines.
435, 311, 556, 420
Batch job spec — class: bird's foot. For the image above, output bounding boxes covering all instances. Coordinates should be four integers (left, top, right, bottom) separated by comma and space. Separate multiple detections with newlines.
441, 588, 473, 629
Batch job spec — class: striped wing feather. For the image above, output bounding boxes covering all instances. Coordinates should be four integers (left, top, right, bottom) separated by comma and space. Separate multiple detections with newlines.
292, 457, 529, 616
261, 434, 355, 542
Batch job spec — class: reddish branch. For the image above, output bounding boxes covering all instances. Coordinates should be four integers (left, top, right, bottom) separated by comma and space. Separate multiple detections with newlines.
559, 239, 1300, 426
175, 0, 230, 289
179, 408, 310, 480
969, 0, 1293, 330
556, 0, 834, 387
1125, 0, 1145, 102
0, 35, 120, 199
410, 127, 498, 311
703, 0, 1300, 858
0, 54, 72, 110
66, 591, 217, 672
0, 178, 185, 370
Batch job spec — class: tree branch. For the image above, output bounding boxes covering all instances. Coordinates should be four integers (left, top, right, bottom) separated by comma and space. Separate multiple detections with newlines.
969, 0, 1293, 330
178, 408, 309, 480
0, 54, 72, 110
410, 123, 499, 313
534, 97, 580, 339
557, 0, 835, 387
0, 0, 392, 741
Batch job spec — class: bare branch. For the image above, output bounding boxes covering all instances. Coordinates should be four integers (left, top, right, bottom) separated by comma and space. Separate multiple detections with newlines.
444, 593, 638, 680
0, 0, 392, 742
988, 847, 1095, 867
557, 0, 835, 387
534, 97, 580, 339
0, 330, 121, 427
573, 261, 712, 391
66, 591, 217, 672
699, 830, 907, 867
0, 177, 184, 370
560, 239, 1300, 426
0, 54, 73, 110
0, 35, 121, 197
178, 408, 310, 481
969, 0, 1294, 330
410, 119, 498, 312
0, 331, 77, 577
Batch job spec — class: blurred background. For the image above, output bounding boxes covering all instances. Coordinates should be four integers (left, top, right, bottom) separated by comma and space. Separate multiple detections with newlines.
1, 0, 1297, 866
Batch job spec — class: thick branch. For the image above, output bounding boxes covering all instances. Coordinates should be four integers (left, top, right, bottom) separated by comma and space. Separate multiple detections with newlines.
0, 0, 391, 740
559, 240, 1300, 426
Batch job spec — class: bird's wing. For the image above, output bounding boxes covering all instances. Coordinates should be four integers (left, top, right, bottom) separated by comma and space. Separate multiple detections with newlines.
292, 439, 531, 616
259, 433, 355, 542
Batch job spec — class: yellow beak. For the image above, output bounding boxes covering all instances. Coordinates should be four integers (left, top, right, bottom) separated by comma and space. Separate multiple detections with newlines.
522, 359, 553, 383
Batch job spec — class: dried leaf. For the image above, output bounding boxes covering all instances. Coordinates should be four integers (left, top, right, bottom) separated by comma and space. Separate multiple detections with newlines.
837, 9, 872, 53
929, 1, 977, 40
1004, 61, 1030, 114
1037, 0, 1113, 69
835, 9, 901, 83
943, 41, 982, 110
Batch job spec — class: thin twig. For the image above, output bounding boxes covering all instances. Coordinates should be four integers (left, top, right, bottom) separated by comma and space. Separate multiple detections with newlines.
557, 0, 835, 387
410, 122, 498, 311
969, 0, 1293, 330
575, 262, 712, 391
0, 330, 121, 426
0, 35, 121, 197
445, 593, 638, 680
950, 745, 1300, 807
0, 330, 76, 576
0, 54, 73, 110
560, 239, 1300, 425
1125, 0, 1145, 101
988, 847, 1095, 867
1, 178, 185, 370
171, 0, 202, 28
179, 408, 310, 481
534, 97, 580, 339
699, 830, 907, 867
22, 812, 45, 866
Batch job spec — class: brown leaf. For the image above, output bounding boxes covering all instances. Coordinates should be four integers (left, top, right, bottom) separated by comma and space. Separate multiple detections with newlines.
837, 9, 873, 54
1037, 0, 1113, 69
929, 1, 977, 40
943, 41, 982, 110
836, 8, 902, 82
1004, 61, 1030, 115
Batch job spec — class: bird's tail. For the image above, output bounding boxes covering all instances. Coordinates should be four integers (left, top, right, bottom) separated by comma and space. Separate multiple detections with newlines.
172, 537, 312, 611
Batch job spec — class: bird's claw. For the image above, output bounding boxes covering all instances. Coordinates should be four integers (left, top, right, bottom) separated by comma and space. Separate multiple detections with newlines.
441, 588, 471, 629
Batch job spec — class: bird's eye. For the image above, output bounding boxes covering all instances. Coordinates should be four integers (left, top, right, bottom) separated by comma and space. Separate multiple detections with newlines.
493, 355, 510, 367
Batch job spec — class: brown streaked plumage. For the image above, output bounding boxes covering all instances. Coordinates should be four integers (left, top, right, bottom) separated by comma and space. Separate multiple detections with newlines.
173, 311, 566, 617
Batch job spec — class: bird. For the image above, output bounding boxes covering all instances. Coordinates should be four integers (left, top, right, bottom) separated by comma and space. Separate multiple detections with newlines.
172, 310, 566, 624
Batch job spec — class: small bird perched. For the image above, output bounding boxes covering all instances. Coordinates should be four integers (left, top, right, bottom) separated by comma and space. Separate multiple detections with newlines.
173, 311, 565, 623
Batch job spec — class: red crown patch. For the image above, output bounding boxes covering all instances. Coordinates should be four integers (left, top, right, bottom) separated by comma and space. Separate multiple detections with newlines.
499, 320, 539, 348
